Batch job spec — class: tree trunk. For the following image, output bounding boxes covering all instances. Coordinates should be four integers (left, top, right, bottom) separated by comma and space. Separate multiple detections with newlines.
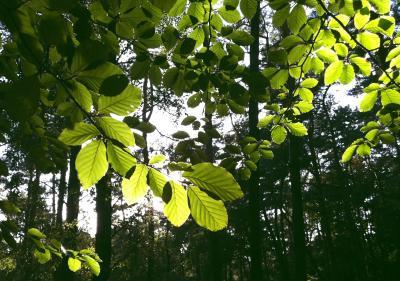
56, 168, 67, 226
248, 1, 264, 280
204, 114, 224, 281
289, 135, 307, 281
93, 175, 112, 281
54, 146, 80, 281
21, 168, 41, 281
307, 113, 334, 280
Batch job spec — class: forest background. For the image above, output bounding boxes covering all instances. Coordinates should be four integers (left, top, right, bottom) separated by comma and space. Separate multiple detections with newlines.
0, 0, 400, 281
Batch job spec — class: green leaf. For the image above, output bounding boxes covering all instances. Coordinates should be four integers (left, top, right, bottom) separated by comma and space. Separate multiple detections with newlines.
316, 47, 338, 63
257, 115, 274, 128
163, 181, 190, 226
107, 142, 136, 177
359, 91, 378, 112
188, 186, 228, 231
122, 164, 149, 204
178, 38, 196, 55
68, 258, 82, 272
70, 81, 92, 113
386, 46, 400, 62
162, 26, 179, 50
163, 67, 185, 96
181, 116, 197, 126
324, 60, 344, 85
271, 125, 287, 144
98, 74, 129, 97
357, 143, 371, 157
82, 255, 100, 276
240, 0, 257, 19
98, 84, 142, 116
381, 89, 400, 106
297, 88, 314, 102
354, 7, 370, 29
342, 145, 357, 163
339, 64, 355, 85
188, 28, 205, 48
270, 70, 288, 89
169, 0, 187, 16
34, 248, 51, 264
288, 44, 307, 65
350, 56, 372, 76
76, 140, 108, 189
368, 0, 390, 14
357, 31, 380, 51
294, 101, 314, 114
28, 228, 47, 239
287, 4, 307, 34
334, 43, 348, 57
97, 117, 135, 147
59, 123, 100, 146
172, 131, 190, 139
218, 7, 241, 23
148, 168, 167, 197
77, 63, 123, 92
149, 154, 167, 165
301, 78, 318, 88
226, 31, 254, 46
286, 122, 308, 136
149, 66, 162, 86
272, 5, 290, 27
183, 163, 243, 201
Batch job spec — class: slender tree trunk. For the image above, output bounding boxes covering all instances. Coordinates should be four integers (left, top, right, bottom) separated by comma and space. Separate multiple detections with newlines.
56, 168, 67, 226
52, 173, 56, 225
248, 1, 264, 280
308, 113, 334, 280
289, 135, 307, 281
93, 175, 112, 281
204, 114, 224, 281
21, 168, 41, 281
321, 91, 367, 281
54, 146, 80, 281
142, 78, 155, 281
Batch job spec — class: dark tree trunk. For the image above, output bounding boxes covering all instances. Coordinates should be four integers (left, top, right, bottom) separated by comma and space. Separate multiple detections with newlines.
204, 114, 224, 281
289, 135, 307, 281
21, 168, 41, 281
248, 1, 264, 281
56, 168, 67, 226
307, 113, 334, 281
54, 146, 80, 281
93, 175, 112, 281
142, 78, 155, 281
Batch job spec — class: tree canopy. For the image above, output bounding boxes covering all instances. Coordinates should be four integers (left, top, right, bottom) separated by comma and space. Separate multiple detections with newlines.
1, 0, 400, 280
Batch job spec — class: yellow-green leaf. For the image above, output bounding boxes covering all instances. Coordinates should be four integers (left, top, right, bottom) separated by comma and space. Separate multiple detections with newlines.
324, 60, 344, 85
122, 164, 148, 204
106, 142, 136, 177
76, 140, 108, 189
182, 163, 243, 201
286, 122, 308, 136
163, 181, 190, 226
59, 122, 100, 146
271, 125, 287, 144
359, 91, 378, 112
98, 84, 142, 116
148, 168, 167, 197
357, 31, 380, 51
339, 64, 355, 85
188, 186, 228, 231
287, 4, 307, 34
97, 117, 135, 147
68, 258, 81, 272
